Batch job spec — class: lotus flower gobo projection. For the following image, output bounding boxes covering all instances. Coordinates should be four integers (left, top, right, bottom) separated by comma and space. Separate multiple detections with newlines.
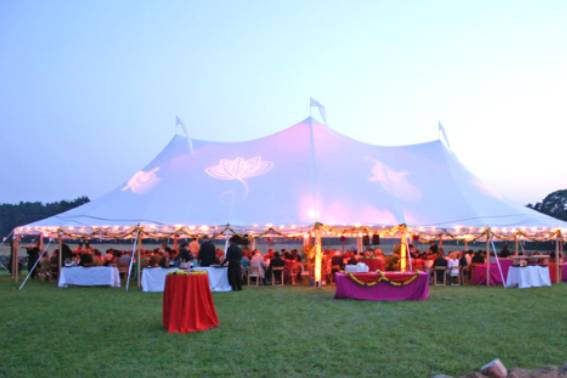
205, 156, 274, 193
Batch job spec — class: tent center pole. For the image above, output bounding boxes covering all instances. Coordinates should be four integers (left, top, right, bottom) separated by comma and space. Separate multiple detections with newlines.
314, 228, 322, 288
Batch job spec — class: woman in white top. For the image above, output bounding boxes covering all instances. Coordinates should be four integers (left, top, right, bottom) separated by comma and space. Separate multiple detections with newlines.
447, 255, 460, 284
249, 250, 266, 280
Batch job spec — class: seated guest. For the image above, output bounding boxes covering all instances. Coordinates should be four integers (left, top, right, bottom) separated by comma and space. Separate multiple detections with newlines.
117, 252, 131, 267
149, 251, 162, 267
447, 255, 460, 284
93, 250, 104, 266
79, 252, 94, 267
249, 250, 265, 280
347, 253, 358, 266
291, 249, 300, 262
500, 244, 511, 258
433, 250, 448, 282
104, 249, 115, 265
428, 242, 439, 255
471, 251, 485, 264
459, 251, 468, 268
270, 252, 285, 283
330, 251, 344, 281
176, 242, 193, 268
198, 236, 216, 267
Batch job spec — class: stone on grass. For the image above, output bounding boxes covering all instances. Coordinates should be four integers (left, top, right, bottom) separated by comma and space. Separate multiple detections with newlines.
480, 359, 508, 378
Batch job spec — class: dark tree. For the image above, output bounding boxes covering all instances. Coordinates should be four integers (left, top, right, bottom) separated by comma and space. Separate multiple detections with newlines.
0, 196, 90, 238
527, 189, 567, 222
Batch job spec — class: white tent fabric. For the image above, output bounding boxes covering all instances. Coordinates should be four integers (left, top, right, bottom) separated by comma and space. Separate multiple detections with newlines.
22, 117, 567, 231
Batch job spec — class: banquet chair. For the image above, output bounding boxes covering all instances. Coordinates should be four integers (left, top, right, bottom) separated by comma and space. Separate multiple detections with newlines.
433, 266, 447, 286
271, 267, 285, 287
118, 264, 130, 282
247, 266, 262, 286
459, 266, 469, 285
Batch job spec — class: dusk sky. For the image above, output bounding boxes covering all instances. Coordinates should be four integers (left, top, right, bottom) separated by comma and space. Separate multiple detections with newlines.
1, 0, 566, 206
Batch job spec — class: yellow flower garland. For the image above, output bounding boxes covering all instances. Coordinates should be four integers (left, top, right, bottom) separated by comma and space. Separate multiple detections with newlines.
167, 270, 208, 276
347, 270, 420, 287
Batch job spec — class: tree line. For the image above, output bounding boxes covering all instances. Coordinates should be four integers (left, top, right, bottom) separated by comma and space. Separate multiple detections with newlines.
527, 189, 567, 222
0, 197, 90, 238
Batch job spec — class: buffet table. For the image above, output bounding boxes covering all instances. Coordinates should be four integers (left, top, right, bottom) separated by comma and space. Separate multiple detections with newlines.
506, 266, 551, 288
142, 266, 231, 293
162, 271, 219, 333
59, 266, 121, 288
471, 259, 513, 286
334, 271, 429, 301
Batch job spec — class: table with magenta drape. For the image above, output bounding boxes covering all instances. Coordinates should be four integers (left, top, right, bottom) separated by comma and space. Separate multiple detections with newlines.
470, 259, 513, 286
162, 272, 219, 334
334, 271, 429, 301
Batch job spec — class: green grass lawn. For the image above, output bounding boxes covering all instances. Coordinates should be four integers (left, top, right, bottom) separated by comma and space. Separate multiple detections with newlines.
1, 275, 566, 377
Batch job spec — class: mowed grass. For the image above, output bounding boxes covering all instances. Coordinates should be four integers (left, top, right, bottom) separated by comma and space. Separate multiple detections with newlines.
1, 276, 567, 378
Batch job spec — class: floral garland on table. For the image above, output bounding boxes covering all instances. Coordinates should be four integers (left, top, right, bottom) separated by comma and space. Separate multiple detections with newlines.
346, 270, 421, 287
167, 270, 208, 276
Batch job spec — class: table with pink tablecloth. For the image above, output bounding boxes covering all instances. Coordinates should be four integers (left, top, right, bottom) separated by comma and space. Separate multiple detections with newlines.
562, 264, 567, 282
471, 259, 513, 286
334, 272, 429, 301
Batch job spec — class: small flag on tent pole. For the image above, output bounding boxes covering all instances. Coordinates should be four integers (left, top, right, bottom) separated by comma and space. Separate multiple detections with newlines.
175, 116, 194, 154
310, 97, 327, 125
176, 116, 188, 136
438, 121, 451, 149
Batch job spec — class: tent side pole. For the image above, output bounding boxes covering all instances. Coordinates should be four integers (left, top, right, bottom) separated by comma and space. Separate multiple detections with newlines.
136, 232, 143, 289
485, 233, 490, 286
400, 230, 407, 272
58, 235, 63, 282
356, 235, 363, 254
314, 228, 322, 288
556, 236, 560, 284
514, 235, 519, 256
12, 235, 20, 281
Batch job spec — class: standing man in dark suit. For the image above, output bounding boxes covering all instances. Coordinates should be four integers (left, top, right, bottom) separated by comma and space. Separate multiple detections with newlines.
224, 236, 242, 291
198, 236, 216, 267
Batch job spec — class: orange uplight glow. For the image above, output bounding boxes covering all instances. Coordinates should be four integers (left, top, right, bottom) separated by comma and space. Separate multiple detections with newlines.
313, 231, 322, 285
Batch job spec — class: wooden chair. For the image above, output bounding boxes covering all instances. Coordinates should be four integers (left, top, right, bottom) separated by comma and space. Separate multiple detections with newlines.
434, 266, 447, 286
459, 266, 469, 285
271, 266, 285, 287
247, 266, 262, 286
118, 264, 130, 282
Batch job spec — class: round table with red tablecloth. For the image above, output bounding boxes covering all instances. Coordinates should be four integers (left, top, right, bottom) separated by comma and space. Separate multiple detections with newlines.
162, 271, 219, 334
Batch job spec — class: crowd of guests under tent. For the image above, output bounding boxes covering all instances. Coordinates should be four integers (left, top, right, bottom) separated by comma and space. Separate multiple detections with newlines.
8, 236, 565, 288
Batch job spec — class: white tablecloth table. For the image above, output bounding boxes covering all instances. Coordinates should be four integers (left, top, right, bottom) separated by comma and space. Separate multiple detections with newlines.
141, 268, 178, 292
58, 267, 121, 288
506, 266, 551, 288
193, 267, 232, 292
141, 266, 232, 292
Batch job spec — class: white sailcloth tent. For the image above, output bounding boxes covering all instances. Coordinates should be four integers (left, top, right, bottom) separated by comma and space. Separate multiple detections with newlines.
17, 117, 567, 232
13, 117, 567, 285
